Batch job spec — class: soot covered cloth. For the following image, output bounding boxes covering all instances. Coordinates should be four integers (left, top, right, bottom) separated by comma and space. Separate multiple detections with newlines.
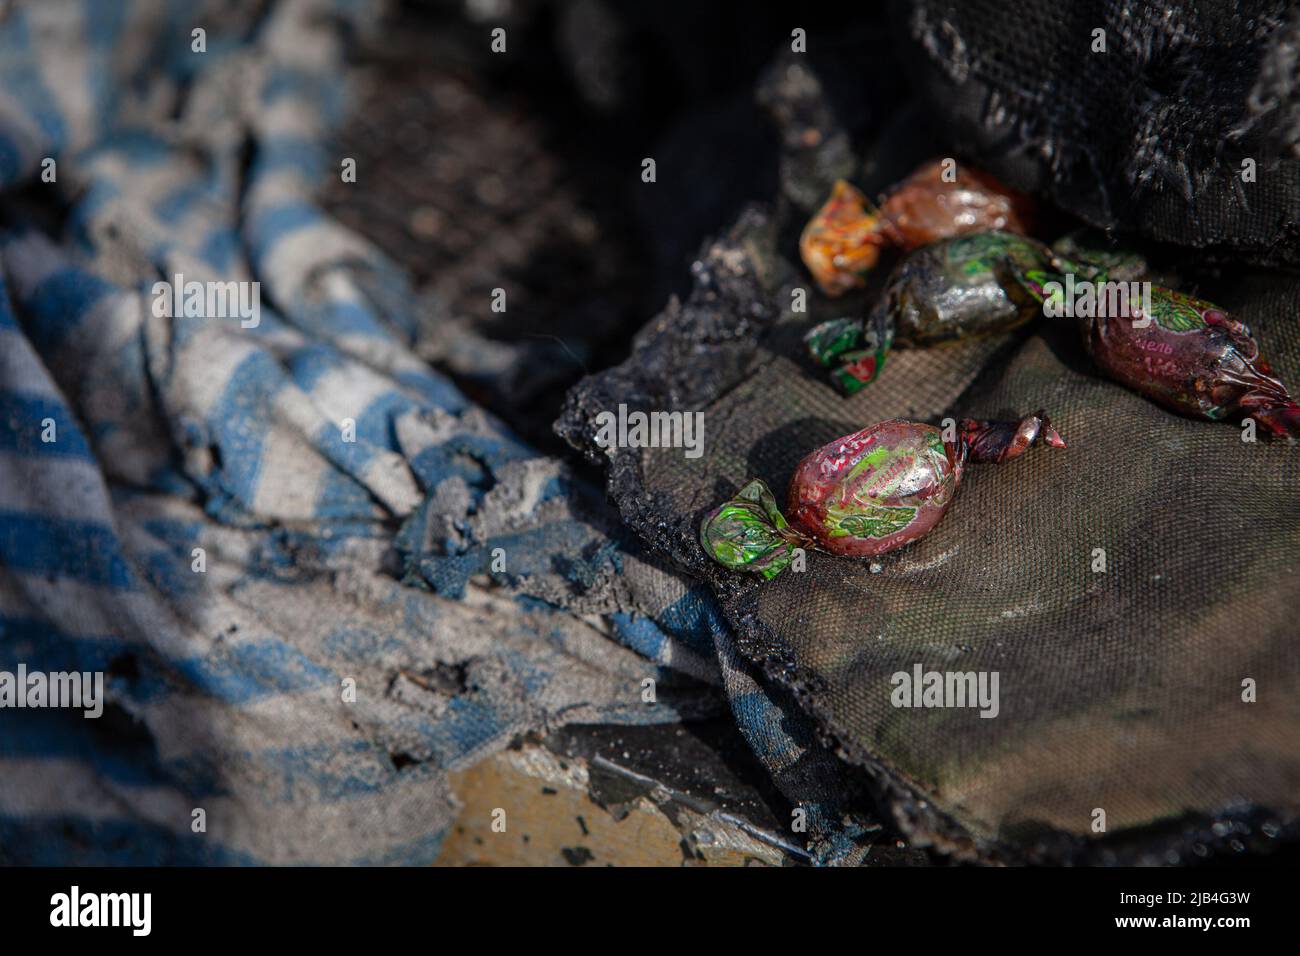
560, 3, 1300, 862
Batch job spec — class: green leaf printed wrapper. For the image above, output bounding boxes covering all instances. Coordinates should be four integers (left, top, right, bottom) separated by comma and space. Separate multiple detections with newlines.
700, 479, 807, 579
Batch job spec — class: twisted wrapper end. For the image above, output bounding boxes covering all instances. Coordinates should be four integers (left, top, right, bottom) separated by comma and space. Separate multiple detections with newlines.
957, 410, 1066, 465
700, 478, 813, 579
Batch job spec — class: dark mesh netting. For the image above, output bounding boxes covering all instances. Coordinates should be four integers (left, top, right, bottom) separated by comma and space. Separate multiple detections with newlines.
559, 0, 1300, 862
903, 0, 1300, 264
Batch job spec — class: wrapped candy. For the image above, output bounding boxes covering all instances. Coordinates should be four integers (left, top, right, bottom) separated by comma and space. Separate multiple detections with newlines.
800, 180, 883, 298
805, 231, 1053, 393
1013, 269, 1300, 439
804, 314, 892, 394
701, 411, 1065, 578
877, 159, 1036, 248
800, 159, 1035, 296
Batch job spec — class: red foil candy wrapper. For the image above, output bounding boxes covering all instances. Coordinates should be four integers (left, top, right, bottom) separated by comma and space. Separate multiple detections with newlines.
701, 412, 1064, 577
1088, 289, 1300, 439
800, 159, 1036, 297
1014, 269, 1300, 439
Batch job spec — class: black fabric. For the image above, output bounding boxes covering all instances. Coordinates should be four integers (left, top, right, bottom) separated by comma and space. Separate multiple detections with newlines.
899, 0, 1300, 264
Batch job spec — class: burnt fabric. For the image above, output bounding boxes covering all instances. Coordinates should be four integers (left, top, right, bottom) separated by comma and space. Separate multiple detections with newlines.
561, 212, 1300, 864
560, 3, 1300, 862
901, 0, 1300, 264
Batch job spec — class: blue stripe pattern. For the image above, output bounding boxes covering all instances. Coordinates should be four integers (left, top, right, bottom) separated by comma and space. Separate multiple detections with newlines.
0, 0, 872, 866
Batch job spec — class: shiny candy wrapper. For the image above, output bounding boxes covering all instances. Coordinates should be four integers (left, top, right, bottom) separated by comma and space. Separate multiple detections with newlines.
876, 159, 1036, 249
1014, 268, 1300, 440
800, 159, 1035, 297
799, 180, 883, 298
803, 315, 893, 394
701, 412, 1065, 577
869, 230, 1050, 347
697, 479, 799, 580
805, 231, 1052, 393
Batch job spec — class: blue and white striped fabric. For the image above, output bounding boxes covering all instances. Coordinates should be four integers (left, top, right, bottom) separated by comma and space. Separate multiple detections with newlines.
0, 0, 871, 864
